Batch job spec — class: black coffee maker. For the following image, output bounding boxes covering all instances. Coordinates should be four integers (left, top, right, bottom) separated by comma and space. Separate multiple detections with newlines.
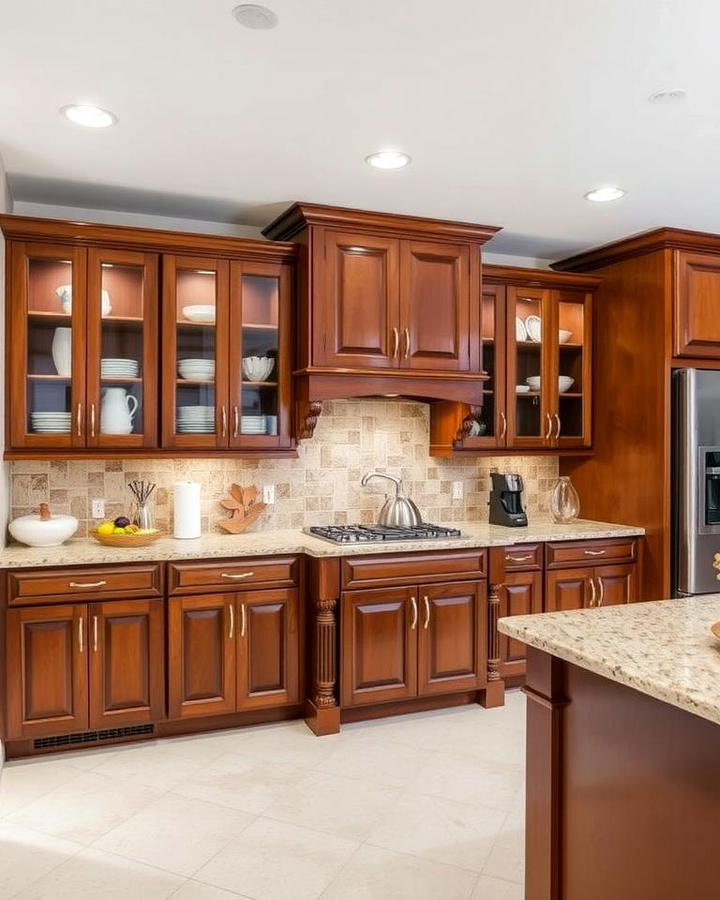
488, 472, 528, 527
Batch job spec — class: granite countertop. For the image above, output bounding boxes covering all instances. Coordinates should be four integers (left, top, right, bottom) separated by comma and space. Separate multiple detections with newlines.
499, 594, 720, 727
0, 518, 644, 569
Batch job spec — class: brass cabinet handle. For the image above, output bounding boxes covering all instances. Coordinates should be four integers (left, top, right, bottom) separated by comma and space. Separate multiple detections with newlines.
93, 615, 98, 652
423, 596, 430, 629
76, 403, 83, 437
229, 604, 234, 639
499, 411, 507, 441
233, 405, 239, 438
545, 413, 553, 440
554, 413, 561, 440
90, 403, 96, 438
403, 328, 410, 359
240, 602, 247, 638
69, 580, 107, 588
410, 596, 418, 630
78, 616, 84, 653
588, 577, 597, 607
221, 406, 227, 438
508, 554, 533, 562
221, 571, 254, 579
392, 327, 399, 358
597, 577, 604, 607
584, 549, 606, 557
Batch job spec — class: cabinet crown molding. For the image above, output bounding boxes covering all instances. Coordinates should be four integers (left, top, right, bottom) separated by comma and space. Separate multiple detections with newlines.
553, 226, 720, 272
262, 202, 501, 245
483, 264, 601, 289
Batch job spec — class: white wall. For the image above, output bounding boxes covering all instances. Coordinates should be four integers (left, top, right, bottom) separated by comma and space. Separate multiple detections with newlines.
0, 157, 10, 550
12, 201, 263, 239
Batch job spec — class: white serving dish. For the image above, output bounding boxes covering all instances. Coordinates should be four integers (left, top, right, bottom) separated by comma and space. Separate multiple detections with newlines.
526, 315, 542, 342
559, 329, 573, 344
9, 512, 78, 547
182, 305, 216, 323
516, 385, 530, 393
526, 376, 575, 392
515, 317, 527, 342
241, 356, 275, 381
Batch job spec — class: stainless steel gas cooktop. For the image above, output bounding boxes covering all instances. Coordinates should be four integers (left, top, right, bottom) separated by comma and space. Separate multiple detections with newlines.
305, 524, 462, 544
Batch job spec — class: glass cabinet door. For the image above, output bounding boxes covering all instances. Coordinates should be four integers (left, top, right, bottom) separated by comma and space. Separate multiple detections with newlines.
229, 261, 292, 449
9, 242, 87, 449
507, 287, 553, 447
86, 249, 158, 448
553, 290, 591, 448
163, 256, 229, 449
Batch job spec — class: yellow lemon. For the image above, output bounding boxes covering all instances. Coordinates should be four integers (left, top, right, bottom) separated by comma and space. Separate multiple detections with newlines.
97, 521, 115, 536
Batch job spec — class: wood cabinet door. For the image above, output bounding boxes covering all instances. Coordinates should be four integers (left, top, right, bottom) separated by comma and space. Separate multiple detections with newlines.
552, 288, 592, 449
317, 231, 400, 369
399, 241, 471, 371
545, 567, 593, 612
417, 580, 486, 695
594, 564, 637, 607
237, 588, 300, 709
8, 242, 88, 451
499, 571, 543, 680
341, 586, 418, 707
161, 255, 230, 450
86, 248, 159, 449
674, 250, 720, 358
88, 599, 164, 728
168, 594, 236, 719
6, 605, 88, 739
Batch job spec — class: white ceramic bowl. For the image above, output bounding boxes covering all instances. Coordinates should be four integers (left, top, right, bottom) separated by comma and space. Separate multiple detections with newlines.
9, 513, 78, 547
182, 305, 216, 323
525, 376, 575, 392
559, 329, 573, 344
242, 356, 275, 381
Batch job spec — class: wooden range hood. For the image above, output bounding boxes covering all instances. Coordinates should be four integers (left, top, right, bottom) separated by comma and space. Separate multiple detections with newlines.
263, 203, 501, 439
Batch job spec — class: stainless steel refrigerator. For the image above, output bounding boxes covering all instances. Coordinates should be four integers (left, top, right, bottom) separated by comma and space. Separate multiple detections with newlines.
673, 368, 720, 595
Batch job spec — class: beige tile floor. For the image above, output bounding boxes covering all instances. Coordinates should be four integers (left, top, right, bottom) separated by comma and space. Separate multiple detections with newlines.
0, 691, 526, 899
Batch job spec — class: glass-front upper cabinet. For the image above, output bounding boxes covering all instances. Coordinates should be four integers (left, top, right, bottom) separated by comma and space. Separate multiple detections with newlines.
86, 249, 158, 448
9, 242, 87, 449
554, 290, 592, 448
507, 286, 553, 447
163, 256, 229, 449
229, 261, 292, 449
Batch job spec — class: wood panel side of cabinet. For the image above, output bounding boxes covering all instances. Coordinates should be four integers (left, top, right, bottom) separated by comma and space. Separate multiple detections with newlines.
674, 250, 720, 358
168, 594, 236, 719
6, 604, 88, 739
88, 598, 165, 728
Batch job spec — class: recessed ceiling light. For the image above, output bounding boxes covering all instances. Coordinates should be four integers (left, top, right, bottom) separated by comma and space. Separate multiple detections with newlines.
364, 150, 411, 170
584, 186, 626, 203
649, 88, 686, 104
232, 4, 278, 29
61, 104, 117, 128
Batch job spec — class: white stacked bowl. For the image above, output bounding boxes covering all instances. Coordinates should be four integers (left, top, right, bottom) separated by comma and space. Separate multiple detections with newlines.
242, 357, 275, 381
178, 358, 215, 381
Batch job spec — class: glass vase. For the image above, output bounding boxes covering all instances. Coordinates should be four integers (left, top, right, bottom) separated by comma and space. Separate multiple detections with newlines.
550, 476, 580, 524
131, 500, 154, 531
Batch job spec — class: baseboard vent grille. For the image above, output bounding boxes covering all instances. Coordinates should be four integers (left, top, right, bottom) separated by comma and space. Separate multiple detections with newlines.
33, 723, 154, 750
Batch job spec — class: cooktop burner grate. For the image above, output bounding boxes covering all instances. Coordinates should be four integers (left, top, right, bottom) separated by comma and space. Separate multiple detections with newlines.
306, 524, 462, 544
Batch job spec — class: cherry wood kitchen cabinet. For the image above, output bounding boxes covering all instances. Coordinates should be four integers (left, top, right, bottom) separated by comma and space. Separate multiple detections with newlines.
545, 563, 637, 611
340, 580, 486, 708
674, 250, 720, 358
430, 265, 598, 456
1, 215, 296, 459
498, 570, 543, 680
6, 598, 164, 739
168, 588, 300, 719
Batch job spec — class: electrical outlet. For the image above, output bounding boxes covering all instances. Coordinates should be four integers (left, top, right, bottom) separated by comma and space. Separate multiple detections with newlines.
91, 498, 106, 519
262, 484, 276, 505
452, 481, 464, 501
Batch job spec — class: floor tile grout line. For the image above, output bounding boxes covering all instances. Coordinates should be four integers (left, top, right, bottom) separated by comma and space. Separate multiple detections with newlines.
4, 824, 89, 900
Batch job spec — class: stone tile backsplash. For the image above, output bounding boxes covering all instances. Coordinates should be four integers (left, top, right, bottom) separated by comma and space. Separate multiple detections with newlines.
9, 400, 558, 537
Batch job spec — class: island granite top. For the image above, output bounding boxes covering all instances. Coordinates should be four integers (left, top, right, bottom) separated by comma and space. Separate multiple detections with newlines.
499, 594, 720, 727
0, 517, 643, 569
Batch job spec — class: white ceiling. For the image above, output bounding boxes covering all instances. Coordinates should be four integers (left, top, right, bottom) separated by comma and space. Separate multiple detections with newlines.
2, 0, 720, 259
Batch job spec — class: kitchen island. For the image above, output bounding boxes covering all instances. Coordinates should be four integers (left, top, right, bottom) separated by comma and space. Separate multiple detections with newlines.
499, 595, 720, 900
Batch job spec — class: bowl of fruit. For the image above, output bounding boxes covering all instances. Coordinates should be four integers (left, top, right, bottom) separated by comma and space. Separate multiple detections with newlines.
91, 516, 163, 547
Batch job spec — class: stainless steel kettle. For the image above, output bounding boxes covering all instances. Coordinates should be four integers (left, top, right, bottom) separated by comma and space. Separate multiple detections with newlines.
361, 471, 422, 527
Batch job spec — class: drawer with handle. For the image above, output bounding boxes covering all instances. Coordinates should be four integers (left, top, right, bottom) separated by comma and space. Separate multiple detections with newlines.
342, 550, 486, 590
503, 544, 542, 571
7, 564, 164, 606
545, 538, 637, 570
168, 556, 299, 595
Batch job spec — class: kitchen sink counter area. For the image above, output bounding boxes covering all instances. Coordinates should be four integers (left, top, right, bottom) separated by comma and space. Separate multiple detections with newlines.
504, 595, 720, 899
0, 517, 644, 568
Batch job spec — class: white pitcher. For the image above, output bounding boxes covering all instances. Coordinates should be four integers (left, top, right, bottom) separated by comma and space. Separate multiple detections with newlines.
101, 388, 138, 435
